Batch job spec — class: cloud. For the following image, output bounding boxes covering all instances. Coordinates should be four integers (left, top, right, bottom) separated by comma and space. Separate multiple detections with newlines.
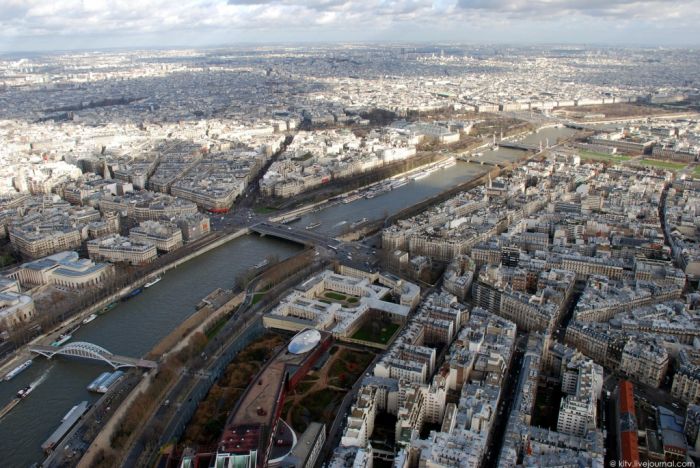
457, 0, 700, 20
0, 0, 697, 49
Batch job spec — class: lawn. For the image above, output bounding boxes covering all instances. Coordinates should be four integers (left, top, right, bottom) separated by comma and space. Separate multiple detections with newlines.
324, 291, 347, 301
290, 388, 345, 432
251, 292, 266, 305
351, 320, 401, 345
205, 316, 229, 339
640, 159, 687, 171
694, 166, 700, 177
578, 150, 631, 164
327, 348, 375, 389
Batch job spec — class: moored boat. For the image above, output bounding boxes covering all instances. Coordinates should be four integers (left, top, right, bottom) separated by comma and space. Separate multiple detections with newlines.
144, 277, 162, 288
123, 288, 142, 301
3, 359, 32, 381
82, 314, 97, 325
51, 334, 72, 347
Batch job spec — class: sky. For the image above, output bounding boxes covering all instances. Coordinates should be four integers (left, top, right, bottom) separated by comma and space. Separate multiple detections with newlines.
0, 0, 699, 52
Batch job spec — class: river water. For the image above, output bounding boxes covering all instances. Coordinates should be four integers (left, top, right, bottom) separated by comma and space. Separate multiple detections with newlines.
0, 125, 576, 466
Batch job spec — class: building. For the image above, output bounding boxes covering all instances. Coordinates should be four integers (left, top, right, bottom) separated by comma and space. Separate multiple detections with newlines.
214, 329, 332, 468
672, 349, 700, 404
619, 340, 668, 388
263, 269, 414, 340
129, 220, 183, 252
341, 386, 378, 448
9, 226, 82, 259
176, 213, 211, 242
87, 235, 157, 265
0, 278, 35, 332
98, 190, 198, 221
556, 354, 603, 437
9, 251, 111, 289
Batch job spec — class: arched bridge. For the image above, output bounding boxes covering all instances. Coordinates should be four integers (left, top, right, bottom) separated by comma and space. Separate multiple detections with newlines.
29, 341, 158, 370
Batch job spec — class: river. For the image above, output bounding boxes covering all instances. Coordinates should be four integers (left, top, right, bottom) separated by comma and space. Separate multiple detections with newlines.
292, 126, 578, 236
0, 125, 577, 466
0, 236, 302, 467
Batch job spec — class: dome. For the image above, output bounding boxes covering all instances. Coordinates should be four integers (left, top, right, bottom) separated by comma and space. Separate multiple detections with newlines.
288, 329, 322, 355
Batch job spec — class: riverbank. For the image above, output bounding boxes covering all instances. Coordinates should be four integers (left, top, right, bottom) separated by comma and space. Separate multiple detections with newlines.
76, 288, 245, 468
0, 227, 250, 379
270, 154, 455, 224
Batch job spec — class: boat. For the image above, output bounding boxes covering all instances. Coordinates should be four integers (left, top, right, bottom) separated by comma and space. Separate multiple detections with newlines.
42, 401, 89, 453
305, 222, 321, 230
87, 372, 111, 392
351, 218, 368, 229
51, 334, 72, 347
253, 259, 269, 269
144, 277, 162, 288
82, 314, 97, 325
474, 152, 484, 157
492, 144, 500, 151
281, 216, 301, 224
412, 171, 430, 181
97, 370, 124, 393
17, 383, 35, 399
439, 157, 457, 168
342, 193, 362, 204
61, 404, 83, 423
102, 302, 118, 313
365, 192, 375, 199
391, 178, 409, 189
3, 359, 32, 381
123, 288, 142, 301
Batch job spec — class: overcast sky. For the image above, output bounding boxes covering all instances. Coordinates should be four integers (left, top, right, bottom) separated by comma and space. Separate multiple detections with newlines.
1, 0, 699, 52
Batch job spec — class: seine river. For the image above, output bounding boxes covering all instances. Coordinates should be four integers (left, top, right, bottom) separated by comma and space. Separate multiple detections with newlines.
0, 125, 576, 466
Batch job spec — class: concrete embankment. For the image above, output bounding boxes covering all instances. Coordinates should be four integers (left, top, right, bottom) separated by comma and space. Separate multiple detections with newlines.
271, 155, 456, 224
0, 228, 250, 376
76, 288, 245, 468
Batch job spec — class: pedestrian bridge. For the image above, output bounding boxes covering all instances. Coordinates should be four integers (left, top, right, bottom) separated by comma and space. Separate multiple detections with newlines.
29, 341, 158, 370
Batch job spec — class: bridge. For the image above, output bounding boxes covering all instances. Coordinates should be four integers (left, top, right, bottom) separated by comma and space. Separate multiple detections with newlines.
250, 222, 342, 249
29, 342, 158, 370
459, 158, 503, 168
498, 141, 541, 151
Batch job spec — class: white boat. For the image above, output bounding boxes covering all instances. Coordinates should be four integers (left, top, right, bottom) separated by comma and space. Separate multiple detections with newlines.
17, 382, 36, 399
253, 259, 269, 269
342, 193, 362, 204
391, 179, 409, 189
144, 277, 162, 288
440, 158, 457, 168
3, 359, 32, 381
412, 171, 430, 180
305, 222, 321, 230
351, 218, 368, 228
82, 314, 97, 325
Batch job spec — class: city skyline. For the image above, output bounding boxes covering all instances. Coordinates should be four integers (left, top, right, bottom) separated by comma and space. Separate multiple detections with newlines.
1, 0, 700, 52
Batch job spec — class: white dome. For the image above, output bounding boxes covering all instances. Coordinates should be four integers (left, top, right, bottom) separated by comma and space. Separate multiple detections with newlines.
288, 329, 322, 355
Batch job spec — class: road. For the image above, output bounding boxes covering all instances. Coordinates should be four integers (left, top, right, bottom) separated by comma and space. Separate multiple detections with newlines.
483, 333, 526, 466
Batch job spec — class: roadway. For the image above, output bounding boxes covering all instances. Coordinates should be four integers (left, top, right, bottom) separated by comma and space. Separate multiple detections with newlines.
482, 333, 527, 466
